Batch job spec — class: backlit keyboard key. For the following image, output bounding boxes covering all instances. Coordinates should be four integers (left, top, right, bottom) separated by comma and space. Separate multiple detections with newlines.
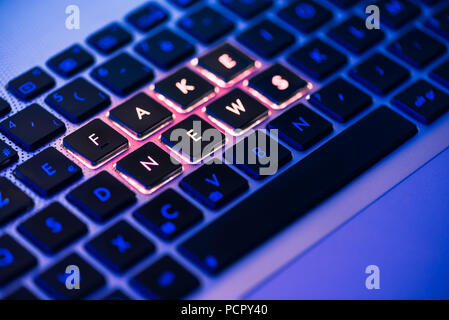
0, 97, 11, 117
206, 88, 269, 135
180, 107, 417, 274
18, 202, 87, 254
0, 140, 18, 170
349, 53, 410, 95
430, 58, 449, 89
130, 255, 199, 300
161, 115, 226, 163
247, 63, 309, 109
115, 142, 183, 194
14, 147, 82, 197
87, 22, 132, 54
63, 119, 128, 168
135, 29, 195, 70
267, 103, 332, 151
45, 77, 111, 123
67, 171, 136, 222
195, 43, 256, 87
278, 0, 332, 33
91, 53, 154, 96
178, 7, 234, 44
219, 0, 272, 19
238, 19, 295, 59
126, 2, 168, 32
0, 104, 66, 151
387, 28, 445, 68
7, 67, 55, 101
224, 130, 292, 180
309, 77, 372, 122
0, 235, 37, 286
86, 220, 155, 273
425, 6, 449, 40
134, 188, 203, 240
288, 39, 347, 80
109, 92, 173, 140
326, 0, 359, 8
392, 80, 449, 124
154, 67, 215, 113
169, 0, 200, 7
327, 16, 384, 54
47, 44, 94, 78
0, 177, 33, 226
35, 253, 105, 300
375, 0, 420, 29
180, 161, 248, 209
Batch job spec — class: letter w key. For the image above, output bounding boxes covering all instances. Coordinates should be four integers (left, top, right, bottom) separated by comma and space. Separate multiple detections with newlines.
225, 98, 246, 115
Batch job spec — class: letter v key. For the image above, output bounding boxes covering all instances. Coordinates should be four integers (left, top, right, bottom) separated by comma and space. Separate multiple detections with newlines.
205, 173, 220, 187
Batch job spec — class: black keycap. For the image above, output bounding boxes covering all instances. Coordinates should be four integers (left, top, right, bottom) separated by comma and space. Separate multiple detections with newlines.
35, 253, 105, 300
86, 220, 155, 273
154, 67, 215, 113
18, 202, 87, 254
63, 119, 128, 168
309, 77, 372, 122
375, 0, 420, 29
0, 140, 18, 170
392, 80, 449, 124
45, 77, 111, 123
326, 0, 359, 8
0, 235, 37, 286
278, 0, 332, 33
134, 189, 203, 240
430, 58, 449, 89
91, 53, 154, 97
180, 162, 248, 209
47, 44, 94, 78
327, 16, 384, 54
130, 255, 199, 300
388, 28, 446, 69
267, 103, 332, 150
0, 104, 66, 151
238, 19, 295, 59
169, 0, 200, 8
219, 0, 272, 19
178, 7, 234, 44
67, 171, 136, 222
115, 142, 183, 194
161, 115, 226, 163
126, 2, 168, 32
7, 66, 55, 101
0, 177, 33, 226
247, 63, 309, 109
87, 22, 132, 54
288, 39, 347, 80
135, 29, 195, 70
0, 97, 11, 117
224, 130, 292, 180
425, 6, 449, 40
109, 92, 173, 140
102, 289, 130, 300
196, 43, 255, 87
14, 147, 82, 197
180, 107, 417, 274
4, 286, 38, 300
349, 53, 410, 95
206, 88, 269, 135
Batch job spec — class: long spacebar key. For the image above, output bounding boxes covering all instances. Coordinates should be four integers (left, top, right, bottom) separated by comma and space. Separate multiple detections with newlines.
179, 106, 417, 274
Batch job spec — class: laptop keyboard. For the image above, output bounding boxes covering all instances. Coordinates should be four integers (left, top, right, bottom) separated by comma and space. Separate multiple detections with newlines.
0, 0, 448, 300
